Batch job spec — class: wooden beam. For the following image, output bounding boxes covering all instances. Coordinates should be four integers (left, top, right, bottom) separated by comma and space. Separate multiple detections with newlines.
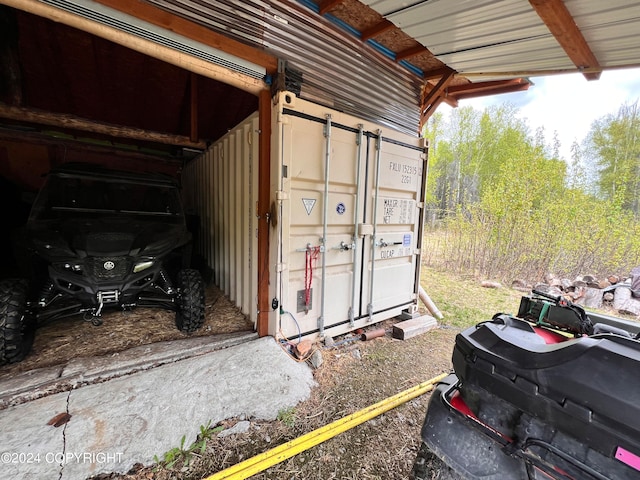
318, 0, 345, 15
421, 96, 445, 128
0, 102, 207, 149
446, 78, 530, 95
421, 69, 455, 107
361, 19, 395, 41
447, 80, 531, 101
420, 69, 455, 128
529, 0, 601, 80
94, 0, 278, 73
5, 0, 267, 94
395, 44, 428, 62
189, 73, 198, 143
256, 89, 271, 337
0, 128, 183, 166
423, 66, 458, 80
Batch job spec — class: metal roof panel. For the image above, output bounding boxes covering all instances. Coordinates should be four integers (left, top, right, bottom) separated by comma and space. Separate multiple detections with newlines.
364, 0, 640, 76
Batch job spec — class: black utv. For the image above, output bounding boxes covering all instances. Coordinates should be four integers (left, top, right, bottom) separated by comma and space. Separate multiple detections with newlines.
0, 164, 205, 365
413, 291, 640, 480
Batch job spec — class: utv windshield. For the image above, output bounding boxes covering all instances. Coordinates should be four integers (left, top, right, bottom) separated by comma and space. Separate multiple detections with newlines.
29, 173, 184, 222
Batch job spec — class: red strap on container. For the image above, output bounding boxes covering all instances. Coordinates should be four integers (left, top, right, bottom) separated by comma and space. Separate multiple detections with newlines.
304, 246, 321, 310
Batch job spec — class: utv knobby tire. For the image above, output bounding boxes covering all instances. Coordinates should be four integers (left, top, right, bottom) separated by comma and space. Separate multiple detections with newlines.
0, 279, 35, 366
411, 442, 462, 480
175, 269, 205, 333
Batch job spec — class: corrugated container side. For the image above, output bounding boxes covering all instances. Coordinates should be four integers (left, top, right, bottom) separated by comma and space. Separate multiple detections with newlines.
182, 112, 260, 324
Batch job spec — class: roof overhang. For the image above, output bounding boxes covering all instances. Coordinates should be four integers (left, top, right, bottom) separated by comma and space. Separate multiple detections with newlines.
311, 0, 640, 125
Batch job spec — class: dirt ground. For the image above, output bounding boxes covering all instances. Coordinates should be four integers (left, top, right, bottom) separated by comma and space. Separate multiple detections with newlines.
93, 320, 459, 480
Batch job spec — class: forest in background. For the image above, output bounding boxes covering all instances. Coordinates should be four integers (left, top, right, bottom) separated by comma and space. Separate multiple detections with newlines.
422, 100, 640, 282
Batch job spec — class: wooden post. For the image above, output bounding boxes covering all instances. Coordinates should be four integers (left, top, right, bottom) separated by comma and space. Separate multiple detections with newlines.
256, 89, 271, 337
190, 73, 198, 143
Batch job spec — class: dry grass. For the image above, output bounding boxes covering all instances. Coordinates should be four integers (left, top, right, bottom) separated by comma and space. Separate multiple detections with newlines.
0, 284, 253, 379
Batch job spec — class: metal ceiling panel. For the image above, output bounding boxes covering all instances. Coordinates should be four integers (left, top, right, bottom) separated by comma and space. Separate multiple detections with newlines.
147, 0, 423, 135
565, 0, 640, 67
365, 0, 640, 77
437, 37, 573, 71
360, 0, 422, 17
379, 0, 555, 76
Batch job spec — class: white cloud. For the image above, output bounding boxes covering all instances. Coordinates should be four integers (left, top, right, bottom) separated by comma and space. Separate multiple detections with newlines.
444, 68, 640, 160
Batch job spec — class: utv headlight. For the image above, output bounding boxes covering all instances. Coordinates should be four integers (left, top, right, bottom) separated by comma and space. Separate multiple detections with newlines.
133, 260, 154, 273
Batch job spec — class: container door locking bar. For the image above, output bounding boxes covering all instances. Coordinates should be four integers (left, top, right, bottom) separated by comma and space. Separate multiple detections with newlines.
318, 114, 332, 336
367, 130, 382, 322
348, 125, 364, 327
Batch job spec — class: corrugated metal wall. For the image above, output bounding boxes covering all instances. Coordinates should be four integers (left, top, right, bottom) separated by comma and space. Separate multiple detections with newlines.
148, 0, 422, 136
182, 112, 260, 326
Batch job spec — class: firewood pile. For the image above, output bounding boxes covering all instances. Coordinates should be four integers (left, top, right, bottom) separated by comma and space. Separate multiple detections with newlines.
511, 273, 640, 317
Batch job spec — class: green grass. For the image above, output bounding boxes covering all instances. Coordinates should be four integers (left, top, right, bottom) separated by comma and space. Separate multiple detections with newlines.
277, 407, 296, 428
420, 266, 524, 329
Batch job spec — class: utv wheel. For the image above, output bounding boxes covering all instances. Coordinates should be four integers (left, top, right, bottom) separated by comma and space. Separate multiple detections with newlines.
0, 279, 35, 366
411, 442, 462, 480
175, 269, 205, 333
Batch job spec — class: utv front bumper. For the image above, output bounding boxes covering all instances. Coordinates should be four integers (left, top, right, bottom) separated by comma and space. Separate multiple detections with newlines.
32, 256, 177, 323
48, 256, 164, 304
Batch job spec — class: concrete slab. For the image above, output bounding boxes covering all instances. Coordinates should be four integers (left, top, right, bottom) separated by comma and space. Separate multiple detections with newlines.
0, 392, 69, 480
0, 336, 316, 480
0, 331, 258, 410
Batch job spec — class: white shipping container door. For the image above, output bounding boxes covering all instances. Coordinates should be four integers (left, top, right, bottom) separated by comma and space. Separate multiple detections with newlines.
361, 135, 425, 317
273, 92, 426, 339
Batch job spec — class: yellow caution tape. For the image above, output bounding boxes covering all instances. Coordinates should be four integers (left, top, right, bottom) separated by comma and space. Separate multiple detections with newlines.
203, 372, 449, 480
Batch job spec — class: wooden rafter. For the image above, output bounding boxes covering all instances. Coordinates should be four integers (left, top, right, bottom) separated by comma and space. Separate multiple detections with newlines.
423, 66, 458, 81
529, 0, 601, 80
361, 19, 395, 41
395, 44, 428, 62
318, 0, 345, 15
420, 68, 455, 127
445, 78, 531, 101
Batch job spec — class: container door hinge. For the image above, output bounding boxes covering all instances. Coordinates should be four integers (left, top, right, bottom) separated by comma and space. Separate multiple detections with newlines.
276, 191, 289, 201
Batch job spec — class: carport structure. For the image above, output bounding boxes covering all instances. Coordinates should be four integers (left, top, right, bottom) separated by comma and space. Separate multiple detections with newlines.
1, 0, 639, 342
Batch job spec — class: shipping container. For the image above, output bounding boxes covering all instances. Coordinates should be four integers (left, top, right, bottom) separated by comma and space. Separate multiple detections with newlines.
183, 92, 427, 340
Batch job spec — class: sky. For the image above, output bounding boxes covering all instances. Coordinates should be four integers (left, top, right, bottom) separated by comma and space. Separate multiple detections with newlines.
440, 68, 640, 161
